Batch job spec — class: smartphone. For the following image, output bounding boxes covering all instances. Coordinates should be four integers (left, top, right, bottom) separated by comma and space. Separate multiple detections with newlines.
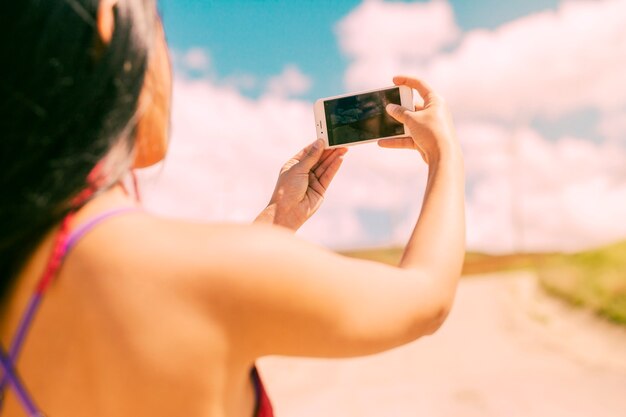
314, 85, 413, 148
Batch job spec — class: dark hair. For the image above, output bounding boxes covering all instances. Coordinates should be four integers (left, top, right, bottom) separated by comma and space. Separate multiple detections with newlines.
0, 0, 156, 300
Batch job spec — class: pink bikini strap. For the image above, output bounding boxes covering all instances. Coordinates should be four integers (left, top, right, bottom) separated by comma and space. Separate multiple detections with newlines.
0, 206, 142, 416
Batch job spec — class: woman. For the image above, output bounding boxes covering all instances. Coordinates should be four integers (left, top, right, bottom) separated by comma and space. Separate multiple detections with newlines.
0, 1, 465, 416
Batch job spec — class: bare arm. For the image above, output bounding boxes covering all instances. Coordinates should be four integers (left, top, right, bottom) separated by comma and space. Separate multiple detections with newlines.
382, 75, 466, 324
151, 222, 459, 359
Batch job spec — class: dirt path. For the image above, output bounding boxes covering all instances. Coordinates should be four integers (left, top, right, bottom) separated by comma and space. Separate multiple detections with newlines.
259, 272, 626, 417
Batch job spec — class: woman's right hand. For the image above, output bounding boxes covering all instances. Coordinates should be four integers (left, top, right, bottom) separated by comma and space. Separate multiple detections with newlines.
379, 75, 459, 164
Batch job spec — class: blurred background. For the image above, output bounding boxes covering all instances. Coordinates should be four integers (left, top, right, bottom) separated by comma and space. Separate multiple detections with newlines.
140, 1, 626, 415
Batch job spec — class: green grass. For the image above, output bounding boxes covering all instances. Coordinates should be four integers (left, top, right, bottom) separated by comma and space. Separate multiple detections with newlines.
340, 247, 404, 266
535, 242, 626, 325
340, 244, 626, 326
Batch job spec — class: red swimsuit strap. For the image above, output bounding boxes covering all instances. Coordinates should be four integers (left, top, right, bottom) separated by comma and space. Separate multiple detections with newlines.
252, 367, 274, 417
0, 206, 141, 417
35, 213, 75, 294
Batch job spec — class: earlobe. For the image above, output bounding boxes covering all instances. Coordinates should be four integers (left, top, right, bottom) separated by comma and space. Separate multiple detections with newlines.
96, 0, 120, 44
132, 22, 172, 169
132, 117, 169, 168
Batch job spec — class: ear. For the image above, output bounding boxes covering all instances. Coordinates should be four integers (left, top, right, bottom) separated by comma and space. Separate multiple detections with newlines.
97, 0, 120, 44
132, 22, 171, 169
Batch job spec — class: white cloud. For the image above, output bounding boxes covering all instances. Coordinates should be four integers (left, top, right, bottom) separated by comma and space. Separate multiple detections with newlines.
426, 0, 626, 122
598, 107, 626, 144
338, 0, 460, 91
139, 77, 309, 222
459, 123, 626, 253
265, 65, 312, 98
340, 0, 626, 122
180, 47, 211, 72
223, 73, 259, 91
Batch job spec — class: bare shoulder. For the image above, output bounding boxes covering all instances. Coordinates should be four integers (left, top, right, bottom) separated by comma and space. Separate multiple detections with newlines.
60, 213, 307, 362
68, 211, 308, 296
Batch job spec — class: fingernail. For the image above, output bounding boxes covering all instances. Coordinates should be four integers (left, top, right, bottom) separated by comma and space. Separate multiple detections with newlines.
313, 139, 323, 149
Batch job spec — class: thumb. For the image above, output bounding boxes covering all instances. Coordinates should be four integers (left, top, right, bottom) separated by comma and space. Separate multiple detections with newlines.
386, 103, 409, 123
297, 139, 325, 170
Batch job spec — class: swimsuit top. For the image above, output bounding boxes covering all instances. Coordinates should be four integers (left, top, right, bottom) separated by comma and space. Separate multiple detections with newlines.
0, 208, 274, 417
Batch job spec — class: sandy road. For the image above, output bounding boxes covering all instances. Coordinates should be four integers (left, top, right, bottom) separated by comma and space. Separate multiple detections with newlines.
259, 272, 626, 417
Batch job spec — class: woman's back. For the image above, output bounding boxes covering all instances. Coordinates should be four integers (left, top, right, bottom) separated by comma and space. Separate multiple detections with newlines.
1, 187, 259, 417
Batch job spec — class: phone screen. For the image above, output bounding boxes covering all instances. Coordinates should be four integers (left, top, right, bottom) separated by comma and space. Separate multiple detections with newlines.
324, 87, 405, 147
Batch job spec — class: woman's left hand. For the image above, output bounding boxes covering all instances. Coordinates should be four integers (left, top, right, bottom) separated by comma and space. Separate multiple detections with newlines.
255, 139, 347, 231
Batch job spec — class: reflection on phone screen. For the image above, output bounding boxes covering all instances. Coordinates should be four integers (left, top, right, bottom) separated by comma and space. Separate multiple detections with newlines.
324, 87, 404, 146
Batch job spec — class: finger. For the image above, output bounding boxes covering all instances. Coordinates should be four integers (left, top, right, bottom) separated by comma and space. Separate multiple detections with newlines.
313, 149, 341, 175
290, 140, 315, 161
377, 137, 416, 149
308, 171, 326, 198
386, 103, 410, 124
297, 139, 325, 171
281, 140, 323, 174
392, 75, 438, 106
314, 150, 345, 186
312, 148, 337, 171
317, 153, 345, 191
378, 138, 428, 162
314, 148, 347, 176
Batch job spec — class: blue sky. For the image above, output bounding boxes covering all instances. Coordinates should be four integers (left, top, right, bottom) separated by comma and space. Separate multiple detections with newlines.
159, 0, 559, 101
